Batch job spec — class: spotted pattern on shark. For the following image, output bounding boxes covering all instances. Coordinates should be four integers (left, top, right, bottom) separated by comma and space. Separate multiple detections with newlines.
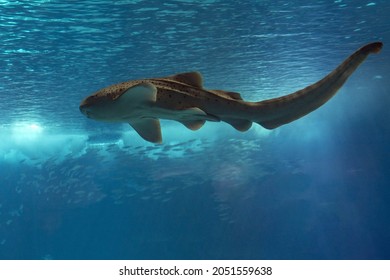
80, 42, 383, 143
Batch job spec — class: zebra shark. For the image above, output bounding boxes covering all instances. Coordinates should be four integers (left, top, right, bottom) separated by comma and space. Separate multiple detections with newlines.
79, 42, 383, 143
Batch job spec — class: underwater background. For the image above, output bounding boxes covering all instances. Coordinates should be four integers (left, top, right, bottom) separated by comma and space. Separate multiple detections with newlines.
0, 0, 389, 260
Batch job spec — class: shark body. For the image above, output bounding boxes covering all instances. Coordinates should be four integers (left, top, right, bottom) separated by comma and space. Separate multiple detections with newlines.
80, 42, 383, 143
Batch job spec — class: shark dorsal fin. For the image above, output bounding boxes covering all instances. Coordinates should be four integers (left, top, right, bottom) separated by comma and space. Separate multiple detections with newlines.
129, 118, 162, 143
210, 90, 243, 100
167, 72, 203, 88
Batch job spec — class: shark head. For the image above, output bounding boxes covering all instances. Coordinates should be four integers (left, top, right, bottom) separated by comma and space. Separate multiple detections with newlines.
79, 81, 158, 123
79, 91, 116, 121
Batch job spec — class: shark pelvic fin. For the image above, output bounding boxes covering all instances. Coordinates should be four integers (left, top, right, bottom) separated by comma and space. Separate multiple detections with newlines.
166, 72, 203, 88
180, 120, 206, 130
224, 118, 252, 131
177, 107, 220, 122
129, 118, 162, 144
210, 90, 243, 100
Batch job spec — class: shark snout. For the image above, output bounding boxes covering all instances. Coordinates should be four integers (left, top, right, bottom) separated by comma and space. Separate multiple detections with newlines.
79, 102, 91, 118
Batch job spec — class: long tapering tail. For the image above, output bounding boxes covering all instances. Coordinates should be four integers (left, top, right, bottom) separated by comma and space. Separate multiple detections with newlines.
255, 42, 383, 129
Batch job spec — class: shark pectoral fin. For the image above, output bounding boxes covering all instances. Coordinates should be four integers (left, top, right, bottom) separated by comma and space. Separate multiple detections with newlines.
180, 120, 206, 130
224, 118, 253, 132
178, 107, 220, 122
119, 82, 157, 103
129, 118, 162, 144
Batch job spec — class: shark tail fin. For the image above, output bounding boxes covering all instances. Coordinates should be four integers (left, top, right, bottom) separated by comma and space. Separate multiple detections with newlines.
253, 42, 383, 129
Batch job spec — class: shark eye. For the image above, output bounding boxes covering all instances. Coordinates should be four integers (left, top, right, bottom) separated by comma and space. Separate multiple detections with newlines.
87, 95, 98, 102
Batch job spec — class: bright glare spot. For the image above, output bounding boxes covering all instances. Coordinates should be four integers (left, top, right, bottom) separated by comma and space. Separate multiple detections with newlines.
28, 124, 43, 133
11, 122, 44, 142
1, 122, 88, 164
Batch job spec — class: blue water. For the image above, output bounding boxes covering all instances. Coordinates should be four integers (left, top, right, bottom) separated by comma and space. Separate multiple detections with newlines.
0, 0, 389, 259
